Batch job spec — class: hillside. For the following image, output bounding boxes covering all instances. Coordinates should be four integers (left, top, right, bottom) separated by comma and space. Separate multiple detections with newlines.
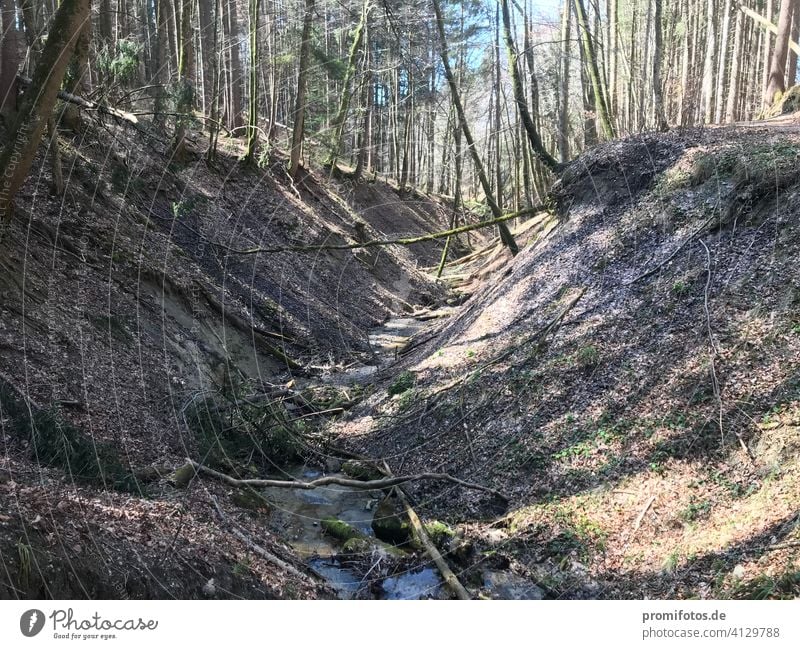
335, 123, 800, 599
1, 117, 799, 600
0, 120, 462, 598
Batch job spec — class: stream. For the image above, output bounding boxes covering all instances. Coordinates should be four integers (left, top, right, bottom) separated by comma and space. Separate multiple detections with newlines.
263, 313, 545, 599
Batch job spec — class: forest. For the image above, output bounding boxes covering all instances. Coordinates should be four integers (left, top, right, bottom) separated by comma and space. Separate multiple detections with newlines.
0, 0, 798, 607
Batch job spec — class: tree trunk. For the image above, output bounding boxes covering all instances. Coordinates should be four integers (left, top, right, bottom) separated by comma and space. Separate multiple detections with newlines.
700, 0, 716, 123
653, 0, 668, 130
725, 6, 744, 122
765, 0, 797, 106
788, 0, 800, 86
198, 0, 214, 112
573, 0, 615, 139
225, 0, 244, 130
244, 0, 260, 163
327, 0, 369, 167
500, 0, 560, 171
0, 0, 20, 120
713, 0, 732, 123
288, 0, 314, 178
431, 0, 518, 255
172, 0, 195, 159
0, 0, 90, 219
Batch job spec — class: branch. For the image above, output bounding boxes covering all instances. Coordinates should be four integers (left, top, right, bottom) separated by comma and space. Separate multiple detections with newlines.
209, 496, 311, 582
16, 74, 139, 124
213, 206, 548, 256
184, 459, 507, 501
740, 5, 800, 56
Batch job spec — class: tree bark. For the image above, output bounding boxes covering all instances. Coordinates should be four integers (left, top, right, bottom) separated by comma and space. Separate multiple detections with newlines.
573, 0, 615, 139
243, 0, 260, 164
765, 0, 797, 106
653, 0, 668, 130
500, 0, 560, 171
289, 0, 314, 178
0, 0, 20, 120
431, 0, 518, 255
700, 0, 716, 123
788, 0, 800, 85
725, 6, 745, 122
0, 0, 90, 219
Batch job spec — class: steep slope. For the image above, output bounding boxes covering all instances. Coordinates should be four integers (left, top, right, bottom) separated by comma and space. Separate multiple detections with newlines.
338, 126, 800, 599
0, 121, 459, 598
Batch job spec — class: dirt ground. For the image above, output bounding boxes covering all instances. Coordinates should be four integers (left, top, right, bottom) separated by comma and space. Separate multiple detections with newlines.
335, 124, 800, 599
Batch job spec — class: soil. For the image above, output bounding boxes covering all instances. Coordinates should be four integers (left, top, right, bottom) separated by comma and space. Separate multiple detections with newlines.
1, 115, 799, 600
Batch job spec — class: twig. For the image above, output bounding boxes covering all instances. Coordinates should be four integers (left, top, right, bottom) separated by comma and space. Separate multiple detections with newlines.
631, 495, 656, 537
700, 240, 753, 460
625, 215, 715, 285
185, 459, 507, 501
209, 496, 310, 581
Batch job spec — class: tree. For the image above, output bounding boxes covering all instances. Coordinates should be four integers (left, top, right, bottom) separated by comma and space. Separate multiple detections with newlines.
0, 0, 90, 219
289, 0, 314, 178
653, 0, 668, 130
500, 0, 561, 172
432, 0, 518, 255
573, 0, 615, 140
244, 0, 261, 164
327, 0, 370, 168
172, 0, 196, 160
557, 2, 571, 162
0, 0, 19, 120
765, 0, 798, 107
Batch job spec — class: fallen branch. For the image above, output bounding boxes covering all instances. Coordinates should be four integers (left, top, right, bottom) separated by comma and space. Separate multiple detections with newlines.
740, 4, 800, 56
213, 206, 548, 256
396, 487, 470, 600
631, 495, 656, 538
625, 215, 715, 285
699, 240, 753, 461
210, 496, 310, 582
17, 74, 139, 124
185, 459, 508, 501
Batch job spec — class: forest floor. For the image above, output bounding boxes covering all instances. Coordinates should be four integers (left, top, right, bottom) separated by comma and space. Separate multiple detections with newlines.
1, 114, 799, 599
334, 121, 800, 599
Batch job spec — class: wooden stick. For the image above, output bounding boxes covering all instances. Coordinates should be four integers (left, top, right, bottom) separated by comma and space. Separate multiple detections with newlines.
185, 460, 507, 501
209, 496, 310, 582
396, 488, 470, 600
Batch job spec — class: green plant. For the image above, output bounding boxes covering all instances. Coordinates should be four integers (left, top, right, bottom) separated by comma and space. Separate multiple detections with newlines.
185, 389, 303, 470
672, 280, 690, 296
388, 370, 415, 396
97, 39, 141, 85
575, 345, 600, 368
732, 569, 800, 599
679, 498, 713, 522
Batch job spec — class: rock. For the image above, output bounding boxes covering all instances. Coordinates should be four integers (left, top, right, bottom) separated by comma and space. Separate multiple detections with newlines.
447, 536, 474, 565
482, 571, 545, 600
341, 460, 383, 481
321, 517, 365, 542
733, 564, 746, 580
202, 578, 216, 598
172, 463, 197, 488
371, 498, 411, 545
231, 488, 271, 513
324, 458, 342, 473
342, 538, 372, 554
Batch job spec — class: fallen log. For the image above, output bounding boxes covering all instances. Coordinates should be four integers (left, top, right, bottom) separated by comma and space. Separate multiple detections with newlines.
182, 459, 507, 501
